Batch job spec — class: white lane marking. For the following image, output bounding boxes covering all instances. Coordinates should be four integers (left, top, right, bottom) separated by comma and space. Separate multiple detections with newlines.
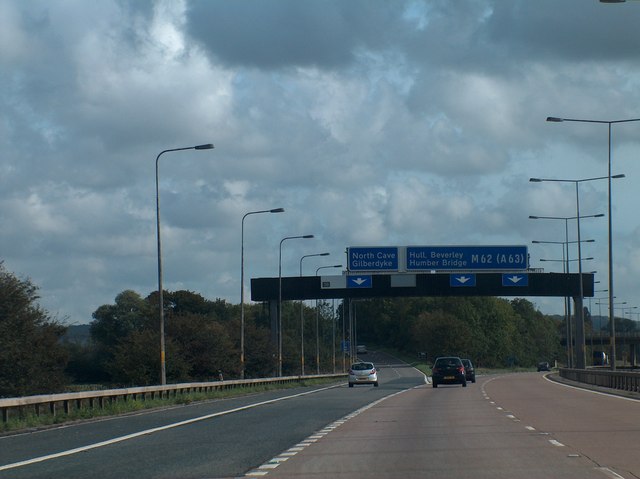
244, 387, 411, 477
597, 467, 627, 478
549, 439, 565, 447
0, 384, 342, 472
525, 426, 536, 431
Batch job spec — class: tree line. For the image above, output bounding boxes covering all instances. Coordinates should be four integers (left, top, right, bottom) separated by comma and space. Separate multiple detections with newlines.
1, 260, 576, 397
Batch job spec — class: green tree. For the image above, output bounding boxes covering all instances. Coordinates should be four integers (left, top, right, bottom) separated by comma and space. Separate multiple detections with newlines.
89, 290, 152, 382
0, 262, 69, 396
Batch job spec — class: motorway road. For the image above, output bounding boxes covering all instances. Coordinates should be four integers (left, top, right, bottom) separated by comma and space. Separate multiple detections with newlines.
0, 351, 424, 479
262, 369, 640, 479
2, 355, 639, 479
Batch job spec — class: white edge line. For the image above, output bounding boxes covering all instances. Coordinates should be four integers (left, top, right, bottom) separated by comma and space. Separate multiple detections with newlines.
544, 374, 640, 402
0, 384, 342, 472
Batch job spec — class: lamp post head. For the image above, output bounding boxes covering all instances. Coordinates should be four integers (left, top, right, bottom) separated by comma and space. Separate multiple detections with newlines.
612, 174, 626, 179
529, 178, 543, 182
529, 215, 539, 219
270, 208, 285, 213
546, 117, 564, 122
194, 143, 214, 150
303, 235, 314, 239
594, 214, 606, 218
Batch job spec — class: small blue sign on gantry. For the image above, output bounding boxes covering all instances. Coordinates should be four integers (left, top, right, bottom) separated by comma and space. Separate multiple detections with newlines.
347, 275, 372, 288
450, 274, 476, 287
502, 274, 528, 287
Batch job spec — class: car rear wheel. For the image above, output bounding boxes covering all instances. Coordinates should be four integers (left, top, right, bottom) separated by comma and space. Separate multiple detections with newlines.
432, 382, 438, 388
349, 383, 354, 388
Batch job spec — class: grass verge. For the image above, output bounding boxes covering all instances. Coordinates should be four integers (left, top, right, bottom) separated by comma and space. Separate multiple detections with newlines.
0, 377, 343, 435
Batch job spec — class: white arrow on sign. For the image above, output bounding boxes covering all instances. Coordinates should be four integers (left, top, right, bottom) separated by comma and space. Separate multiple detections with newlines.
352, 277, 368, 286
506, 275, 523, 284
456, 276, 472, 284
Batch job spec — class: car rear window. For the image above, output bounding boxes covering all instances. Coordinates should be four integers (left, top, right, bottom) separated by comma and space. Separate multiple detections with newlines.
435, 358, 461, 367
352, 363, 374, 370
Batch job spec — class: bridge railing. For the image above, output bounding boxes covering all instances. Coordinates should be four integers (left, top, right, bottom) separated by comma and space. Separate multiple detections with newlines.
559, 368, 640, 394
0, 373, 347, 423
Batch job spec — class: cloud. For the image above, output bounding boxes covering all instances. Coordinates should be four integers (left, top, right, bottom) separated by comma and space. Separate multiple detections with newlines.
2, 0, 640, 324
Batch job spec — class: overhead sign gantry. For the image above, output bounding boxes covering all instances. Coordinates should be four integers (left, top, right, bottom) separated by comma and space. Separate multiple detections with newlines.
250, 244, 593, 369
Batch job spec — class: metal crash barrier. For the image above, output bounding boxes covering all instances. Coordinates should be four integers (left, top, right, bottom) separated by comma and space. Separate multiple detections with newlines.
559, 368, 640, 394
0, 374, 347, 423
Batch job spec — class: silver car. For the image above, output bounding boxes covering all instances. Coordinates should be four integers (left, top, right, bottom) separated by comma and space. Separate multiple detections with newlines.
348, 362, 379, 387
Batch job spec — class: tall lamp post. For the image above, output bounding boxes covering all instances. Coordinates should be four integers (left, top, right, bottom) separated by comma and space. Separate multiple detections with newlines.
532, 239, 594, 367
315, 264, 342, 375
279, 234, 314, 377
240, 208, 285, 379
298, 252, 329, 375
547, 116, 640, 369
530, 175, 623, 369
156, 143, 214, 385
529, 213, 603, 369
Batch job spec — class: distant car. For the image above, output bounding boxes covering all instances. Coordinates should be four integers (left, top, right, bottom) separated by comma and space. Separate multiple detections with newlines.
432, 356, 467, 388
461, 358, 476, 383
348, 362, 378, 387
537, 361, 551, 372
356, 344, 367, 354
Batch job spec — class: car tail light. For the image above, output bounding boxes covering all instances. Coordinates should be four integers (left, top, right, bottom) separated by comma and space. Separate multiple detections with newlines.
432, 367, 439, 374
458, 366, 465, 374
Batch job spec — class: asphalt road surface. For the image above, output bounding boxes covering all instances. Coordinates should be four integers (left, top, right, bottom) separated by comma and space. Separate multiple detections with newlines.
2, 353, 638, 479
260, 369, 640, 479
0, 350, 424, 478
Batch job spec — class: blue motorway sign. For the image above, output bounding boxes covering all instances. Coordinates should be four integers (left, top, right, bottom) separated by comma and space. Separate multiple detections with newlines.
450, 274, 476, 287
406, 245, 527, 271
347, 275, 372, 288
348, 247, 399, 271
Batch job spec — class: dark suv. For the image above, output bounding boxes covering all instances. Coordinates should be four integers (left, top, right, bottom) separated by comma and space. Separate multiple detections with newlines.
432, 356, 467, 388
461, 358, 476, 383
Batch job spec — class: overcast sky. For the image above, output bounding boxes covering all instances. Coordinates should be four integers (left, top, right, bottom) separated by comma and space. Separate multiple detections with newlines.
2, 0, 640, 325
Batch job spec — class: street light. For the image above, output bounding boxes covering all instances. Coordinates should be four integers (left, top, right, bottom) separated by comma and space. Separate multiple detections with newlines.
530, 213, 603, 368
278, 234, 314, 377
532, 239, 571, 365
548, 116, 640, 369
156, 143, 214, 385
240, 207, 285, 379
299, 252, 329, 375
530, 175, 623, 368
540, 257, 594, 263
315, 264, 343, 374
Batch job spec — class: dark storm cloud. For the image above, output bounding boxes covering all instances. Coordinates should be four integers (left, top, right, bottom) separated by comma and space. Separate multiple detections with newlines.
483, 1, 640, 63
186, 0, 405, 69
